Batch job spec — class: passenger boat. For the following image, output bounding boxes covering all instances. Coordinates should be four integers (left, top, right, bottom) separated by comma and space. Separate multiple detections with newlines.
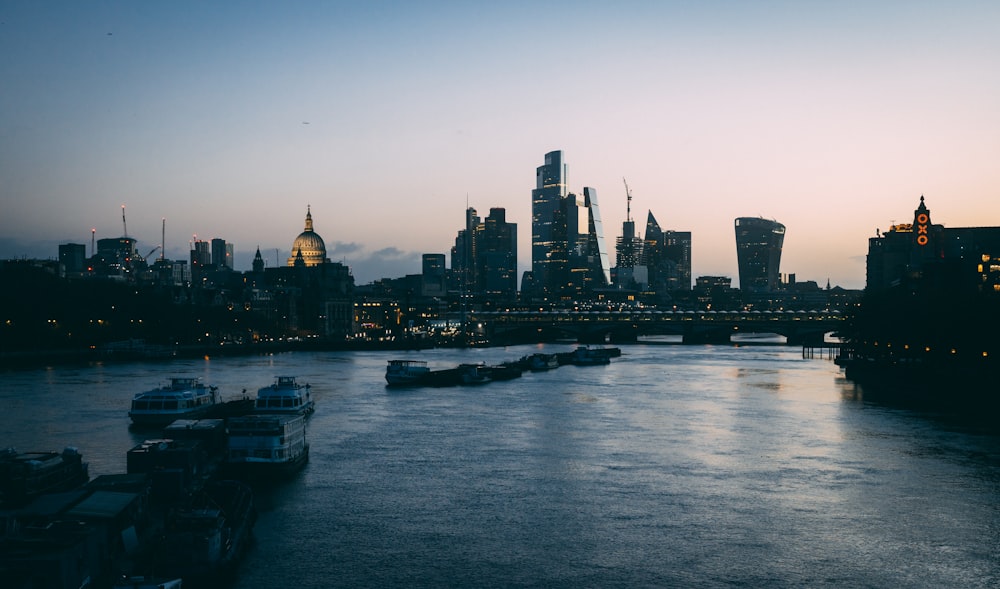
129, 377, 220, 427
224, 414, 309, 478
254, 376, 314, 415
385, 359, 431, 386
0, 446, 89, 505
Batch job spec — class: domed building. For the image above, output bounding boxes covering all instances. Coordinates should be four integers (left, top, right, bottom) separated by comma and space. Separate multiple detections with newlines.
288, 206, 330, 267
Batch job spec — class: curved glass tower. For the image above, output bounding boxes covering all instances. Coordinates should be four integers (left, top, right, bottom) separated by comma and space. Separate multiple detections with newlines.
735, 217, 785, 292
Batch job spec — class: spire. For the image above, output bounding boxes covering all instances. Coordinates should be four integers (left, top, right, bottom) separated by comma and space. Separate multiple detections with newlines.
253, 246, 265, 272
304, 205, 314, 232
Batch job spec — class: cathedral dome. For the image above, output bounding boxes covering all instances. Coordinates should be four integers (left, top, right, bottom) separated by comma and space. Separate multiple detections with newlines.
288, 206, 329, 267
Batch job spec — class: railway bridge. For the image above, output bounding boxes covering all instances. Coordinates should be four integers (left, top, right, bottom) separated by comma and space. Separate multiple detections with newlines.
468, 309, 846, 345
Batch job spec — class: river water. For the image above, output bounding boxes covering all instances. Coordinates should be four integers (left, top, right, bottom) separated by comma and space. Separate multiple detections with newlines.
2, 344, 998, 588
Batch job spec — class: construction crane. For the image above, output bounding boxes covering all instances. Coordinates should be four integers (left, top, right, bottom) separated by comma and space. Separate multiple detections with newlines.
143, 246, 161, 261
622, 177, 633, 222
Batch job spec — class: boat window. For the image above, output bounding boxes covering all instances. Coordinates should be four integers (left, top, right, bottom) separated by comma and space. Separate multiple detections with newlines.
162, 401, 178, 410
283, 398, 294, 407
134, 401, 149, 410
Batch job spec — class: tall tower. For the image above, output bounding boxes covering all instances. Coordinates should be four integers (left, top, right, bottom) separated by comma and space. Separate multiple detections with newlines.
583, 187, 611, 288
531, 150, 568, 297
735, 217, 785, 292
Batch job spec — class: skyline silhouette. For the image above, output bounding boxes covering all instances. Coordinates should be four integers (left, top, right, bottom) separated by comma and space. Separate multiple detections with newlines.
3, 2, 999, 289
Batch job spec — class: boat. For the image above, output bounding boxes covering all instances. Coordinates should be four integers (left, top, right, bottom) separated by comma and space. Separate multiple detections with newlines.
254, 376, 314, 415
0, 446, 89, 506
525, 353, 559, 371
152, 479, 256, 586
566, 345, 613, 366
223, 414, 309, 478
488, 363, 523, 381
129, 377, 220, 428
385, 359, 431, 386
459, 363, 492, 385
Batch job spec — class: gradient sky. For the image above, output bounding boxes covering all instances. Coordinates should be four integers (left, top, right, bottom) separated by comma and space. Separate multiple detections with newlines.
2, 1, 998, 288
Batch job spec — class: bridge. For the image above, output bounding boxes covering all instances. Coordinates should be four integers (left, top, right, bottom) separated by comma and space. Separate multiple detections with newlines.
467, 309, 846, 346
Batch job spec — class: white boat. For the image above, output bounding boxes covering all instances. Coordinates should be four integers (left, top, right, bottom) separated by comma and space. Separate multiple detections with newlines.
129, 377, 220, 427
224, 414, 309, 478
385, 359, 430, 386
255, 376, 314, 415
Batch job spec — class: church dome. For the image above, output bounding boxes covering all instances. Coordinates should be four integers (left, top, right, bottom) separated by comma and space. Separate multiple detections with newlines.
288, 206, 329, 267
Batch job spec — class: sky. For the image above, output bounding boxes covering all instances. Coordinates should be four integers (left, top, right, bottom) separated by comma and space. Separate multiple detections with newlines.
2, 1, 999, 289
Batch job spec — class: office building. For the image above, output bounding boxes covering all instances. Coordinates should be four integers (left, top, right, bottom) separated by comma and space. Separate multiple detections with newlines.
211, 238, 234, 270
58, 243, 86, 276
735, 217, 785, 292
583, 187, 612, 289
531, 150, 568, 297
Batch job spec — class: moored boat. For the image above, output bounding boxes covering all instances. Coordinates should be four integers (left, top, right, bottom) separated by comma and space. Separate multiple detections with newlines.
459, 363, 492, 385
129, 377, 220, 428
152, 479, 256, 586
385, 359, 431, 386
0, 446, 89, 506
525, 353, 559, 371
224, 414, 309, 478
565, 345, 613, 366
254, 376, 314, 416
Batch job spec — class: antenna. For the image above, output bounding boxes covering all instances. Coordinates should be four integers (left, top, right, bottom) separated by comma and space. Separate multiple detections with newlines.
121, 205, 127, 238
91, 228, 96, 257
161, 218, 166, 261
275, 249, 279, 267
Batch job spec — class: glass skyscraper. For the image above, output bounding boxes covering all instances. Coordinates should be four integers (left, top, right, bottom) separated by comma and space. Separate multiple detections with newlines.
531, 151, 567, 297
735, 217, 785, 292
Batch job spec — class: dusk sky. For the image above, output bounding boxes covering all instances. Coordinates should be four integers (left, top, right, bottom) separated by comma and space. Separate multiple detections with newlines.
2, 1, 998, 288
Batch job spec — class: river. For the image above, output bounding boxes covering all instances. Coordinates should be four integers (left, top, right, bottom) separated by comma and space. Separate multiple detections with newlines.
2, 343, 998, 588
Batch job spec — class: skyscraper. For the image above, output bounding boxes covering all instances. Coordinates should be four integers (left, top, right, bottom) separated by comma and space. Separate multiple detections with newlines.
735, 217, 785, 292
531, 150, 567, 297
480, 208, 518, 300
451, 207, 518, 301
211, 238, 233, 270
583, 187, 611, 288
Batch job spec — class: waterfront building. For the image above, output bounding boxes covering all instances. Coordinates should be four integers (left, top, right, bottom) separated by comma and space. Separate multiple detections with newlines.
287, 206, 330, 267
734, 217, 785, 292
531, 151, 568, 298
866, 195, 1000, 294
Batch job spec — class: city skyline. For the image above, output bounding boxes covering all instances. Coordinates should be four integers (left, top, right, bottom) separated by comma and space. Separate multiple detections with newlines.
3, 2, 999, 288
